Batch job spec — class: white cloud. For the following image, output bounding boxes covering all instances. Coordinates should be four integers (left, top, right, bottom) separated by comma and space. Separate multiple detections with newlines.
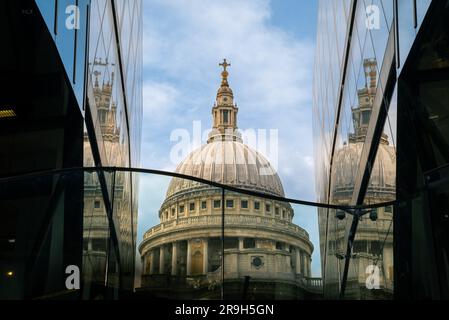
142, 82, 179, 123
143, 0, 314, 112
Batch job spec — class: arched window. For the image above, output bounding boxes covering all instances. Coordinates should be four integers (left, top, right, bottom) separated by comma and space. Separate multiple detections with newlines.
223, 110, 229, 123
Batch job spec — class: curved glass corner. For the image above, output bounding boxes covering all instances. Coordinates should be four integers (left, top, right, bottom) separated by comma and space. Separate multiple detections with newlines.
0, 167, 395, 300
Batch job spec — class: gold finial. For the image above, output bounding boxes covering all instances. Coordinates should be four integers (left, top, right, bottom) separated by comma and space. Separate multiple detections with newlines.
219, 59, 231, 86
219, 58, 231, 72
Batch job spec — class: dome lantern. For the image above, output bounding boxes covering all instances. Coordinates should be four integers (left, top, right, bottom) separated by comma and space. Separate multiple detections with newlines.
349, 58, 389, 145
208, 59, 240, 143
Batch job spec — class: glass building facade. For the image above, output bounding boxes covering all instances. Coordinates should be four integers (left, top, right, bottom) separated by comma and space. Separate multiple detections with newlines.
0, 0, 142, 299
313, 0, 449, 299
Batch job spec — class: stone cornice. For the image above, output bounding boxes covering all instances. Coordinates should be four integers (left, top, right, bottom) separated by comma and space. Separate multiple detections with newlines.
139, 214, 313, 253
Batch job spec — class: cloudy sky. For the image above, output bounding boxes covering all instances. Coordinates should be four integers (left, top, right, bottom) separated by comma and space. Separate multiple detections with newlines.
137, 0, 321, 276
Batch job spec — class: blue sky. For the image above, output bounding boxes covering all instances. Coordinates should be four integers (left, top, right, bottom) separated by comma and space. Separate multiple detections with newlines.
137, 0, 321, 276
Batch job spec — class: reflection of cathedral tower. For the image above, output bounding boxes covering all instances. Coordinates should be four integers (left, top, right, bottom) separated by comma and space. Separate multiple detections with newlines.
85, 60, 122, 166
94, 69, 120, 143
82, 60, 133, 290
349, 59, 389, 145
330, 58, 395, 299
138, 60, 317, 299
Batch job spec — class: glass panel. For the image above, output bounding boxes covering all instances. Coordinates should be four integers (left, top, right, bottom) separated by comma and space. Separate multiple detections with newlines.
398, 0, 432, 71
136, 173, 222, 299
35, 0, 56, 38
113, 170, 134, 289
365, 85, 397, 206
396, 4, 449, 297
344, 205, 394, 299
364, 0, 393, 69
0, 168, 398, 299
320, 207, 343, 298
319, 204, 394, 299
0, 171, 84, 299
82, 170, 113, 299
35, 0, 90, 109
223, 188, 320, 300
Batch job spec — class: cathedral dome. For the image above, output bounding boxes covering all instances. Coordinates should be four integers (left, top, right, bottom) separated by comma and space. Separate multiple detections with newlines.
331, 58, 395, 200
166, 140, 285, 198
139, 60, 313, 293
166, 58, 284, 198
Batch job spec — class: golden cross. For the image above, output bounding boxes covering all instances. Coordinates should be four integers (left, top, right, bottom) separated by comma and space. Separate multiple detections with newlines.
219, 59, 231, 72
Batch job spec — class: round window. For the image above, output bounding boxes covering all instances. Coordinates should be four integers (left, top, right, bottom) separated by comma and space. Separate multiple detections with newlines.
252, 257, 263, 268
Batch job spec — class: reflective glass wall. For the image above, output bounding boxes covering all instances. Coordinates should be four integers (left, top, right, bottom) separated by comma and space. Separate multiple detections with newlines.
313, 0, 399, 299
83, 0, 142, 291
396, 0, 449, 299
35, 0, 90, 111
0, 169, 130, 299
1, 168, 400, 300
313, 0, 448, 299
6, 0, 145, 296
0, 0, 86, 299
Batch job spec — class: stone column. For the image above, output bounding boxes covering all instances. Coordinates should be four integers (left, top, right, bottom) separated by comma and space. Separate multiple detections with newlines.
172, 242, 178, 275
301, 252, 307, 277
238, 237, 244, 250
307, 255, 311, 277
301, 251, 306, 275
159, 246, 165, 274
295, 248, 301, 274
88, 239, 92, 251
203, 238, 209, 274
186, 240, 192, 275
149, 250, 155, 275
302, 251, 307, 275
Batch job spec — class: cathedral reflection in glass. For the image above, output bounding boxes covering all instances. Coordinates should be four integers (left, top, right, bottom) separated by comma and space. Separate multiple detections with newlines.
313, 0, 449, 299
0, 0, 142, 299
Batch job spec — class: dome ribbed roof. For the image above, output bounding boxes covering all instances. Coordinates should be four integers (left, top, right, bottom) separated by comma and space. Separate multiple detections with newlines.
166, 140, 285, 198
331, 142, 396, 195
217, 85, 233, 96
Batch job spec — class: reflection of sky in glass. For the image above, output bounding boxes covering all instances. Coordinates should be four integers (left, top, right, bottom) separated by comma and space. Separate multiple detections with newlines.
313, 0, 411, 295
35, 0, 56, 37
34, 0, 144, 288
35, 0, 89, 110
398, 0, 432, 72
